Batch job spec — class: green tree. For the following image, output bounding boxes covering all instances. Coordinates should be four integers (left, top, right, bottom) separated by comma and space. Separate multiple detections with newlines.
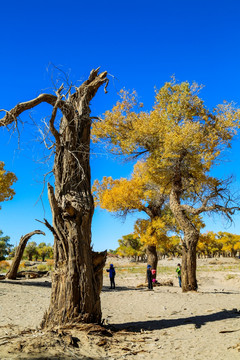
38, 242, 53, 261
0, 161, 17, 208
24, 241, 37, 261
0, 230, 12, 260
116, 234, 145, 261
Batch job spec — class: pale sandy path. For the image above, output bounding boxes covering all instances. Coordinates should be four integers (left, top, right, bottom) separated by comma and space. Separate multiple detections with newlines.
0, 258, 240, 359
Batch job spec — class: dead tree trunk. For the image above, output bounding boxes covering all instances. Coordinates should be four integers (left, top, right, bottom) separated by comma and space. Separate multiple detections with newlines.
0, 68, 108, 327
42, 70, 108, 327
6, 230, 45, 280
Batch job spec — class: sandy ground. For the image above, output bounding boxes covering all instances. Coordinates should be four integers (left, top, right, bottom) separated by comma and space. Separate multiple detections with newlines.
1, 257, 240, 359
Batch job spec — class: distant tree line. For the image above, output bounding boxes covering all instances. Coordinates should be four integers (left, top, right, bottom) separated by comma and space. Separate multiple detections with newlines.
0, 230, 53, 262
111, 231, 240, 260
0, 230, 13, 260
10, 241, 53, 261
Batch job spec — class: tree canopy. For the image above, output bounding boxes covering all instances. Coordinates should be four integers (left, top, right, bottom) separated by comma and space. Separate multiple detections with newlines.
0, 230, 12, 260
93, 80, 240, 197
93, 160, 176, 247
93, 78, 240, 291
0, 161, 17, 209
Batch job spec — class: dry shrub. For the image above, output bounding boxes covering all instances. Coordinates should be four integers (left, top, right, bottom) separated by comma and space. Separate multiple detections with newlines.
136, 279, 173, 288
209, 260, 224, 265
225, 274, 236, 280
0, 260, 10, 272
46, 259, 54, 270
24, 261, 31, 267
37, 264, 48, 271
209, 260, 219, 265
18, 261, 26, 271
46, 259, 54, 266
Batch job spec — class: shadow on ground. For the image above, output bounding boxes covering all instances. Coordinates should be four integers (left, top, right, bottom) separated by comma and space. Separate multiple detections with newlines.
101, 285, 144, 292
200, 290, 240, 295
110, 309, 240, 332
1, 279, 51, 288
15, 357, 96, 360
13, 357, 97, 360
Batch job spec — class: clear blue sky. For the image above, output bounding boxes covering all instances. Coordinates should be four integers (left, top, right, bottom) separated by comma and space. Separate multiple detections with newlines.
0, 0, 240, 251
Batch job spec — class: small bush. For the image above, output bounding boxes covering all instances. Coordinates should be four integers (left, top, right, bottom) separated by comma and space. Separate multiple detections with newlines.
0, 260, 10, 272
24, 261, 31, 267
46, 259, 54, 271
37, 264, 48, 271
18, 261, 26, 271
225, 274, 236, 280
209, 260, 218, 265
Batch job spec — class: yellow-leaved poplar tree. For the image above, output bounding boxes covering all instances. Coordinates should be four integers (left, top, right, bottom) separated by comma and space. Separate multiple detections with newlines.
93, 161, 174, 272
116, 233, 145, 261
218, 232, 240, 257
92, 79, 240, 292
0, 161, 17, 208
197, 231, 221, 258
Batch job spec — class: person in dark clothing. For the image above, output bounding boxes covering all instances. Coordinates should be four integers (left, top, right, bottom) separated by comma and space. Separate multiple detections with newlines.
147, 264, 153, 290
106, 263, 116, 289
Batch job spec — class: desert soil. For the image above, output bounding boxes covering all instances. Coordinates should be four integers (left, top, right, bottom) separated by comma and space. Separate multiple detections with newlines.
0, 257, 240, 359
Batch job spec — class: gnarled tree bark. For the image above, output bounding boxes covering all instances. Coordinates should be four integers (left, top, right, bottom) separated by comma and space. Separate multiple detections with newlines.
146, 244, 158, 281
1, 68, 108, 327
144, 197, 166, 280
6, 230, 45, 280
169, 188, 199, 292
169, 166, 239, 292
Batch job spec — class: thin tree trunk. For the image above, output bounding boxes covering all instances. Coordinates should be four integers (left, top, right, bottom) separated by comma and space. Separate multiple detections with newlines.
169, 186, 199, 293
146, 245, 158, 281
181, 235, 198, 292
6, 230, 45, 280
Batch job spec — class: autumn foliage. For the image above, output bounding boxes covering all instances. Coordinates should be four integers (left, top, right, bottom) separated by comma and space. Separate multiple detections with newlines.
93, 78, 240, 291
0, 161, 17, 208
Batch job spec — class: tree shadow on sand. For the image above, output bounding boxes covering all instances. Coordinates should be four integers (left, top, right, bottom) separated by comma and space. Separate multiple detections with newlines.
110, 309, 240, 332
1, 280, 51, 288
200, 290, 240, 295
101, 285, 144, 292
16, 357, 94, 360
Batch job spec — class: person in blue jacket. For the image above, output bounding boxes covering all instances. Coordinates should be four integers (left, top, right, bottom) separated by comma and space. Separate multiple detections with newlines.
106, 263, 116, 289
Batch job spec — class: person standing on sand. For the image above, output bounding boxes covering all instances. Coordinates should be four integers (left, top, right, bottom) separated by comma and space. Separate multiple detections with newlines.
147, 264, 153, 290
106, 264, 116, 289
176, 263, 181, 288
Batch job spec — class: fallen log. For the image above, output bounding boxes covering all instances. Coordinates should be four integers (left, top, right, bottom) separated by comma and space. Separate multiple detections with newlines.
16, 270, 49, 279
136, 279, 173, 288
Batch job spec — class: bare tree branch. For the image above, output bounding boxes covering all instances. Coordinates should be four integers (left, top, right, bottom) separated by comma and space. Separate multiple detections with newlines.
180, 177, 240, 220
36, 218, 56, 236
48, 85, 64, 146
0, 93, 67, 127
